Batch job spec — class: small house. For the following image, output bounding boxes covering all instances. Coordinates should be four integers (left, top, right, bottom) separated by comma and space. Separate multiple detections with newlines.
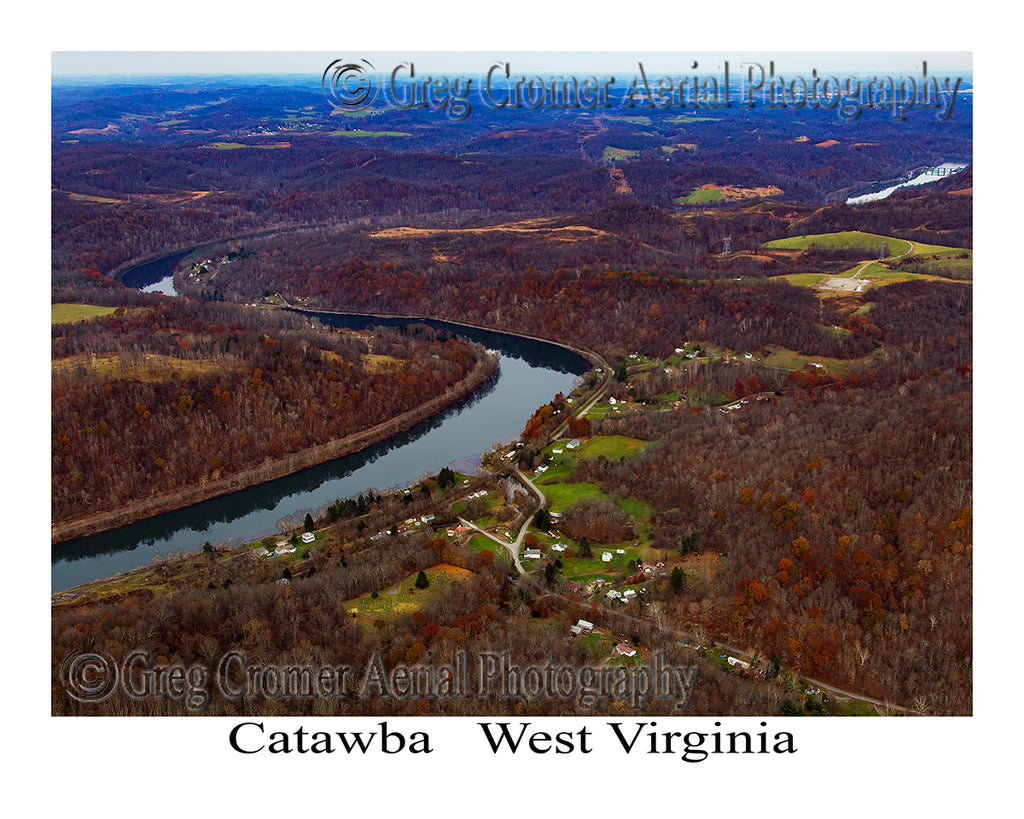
301, 532, 315, 544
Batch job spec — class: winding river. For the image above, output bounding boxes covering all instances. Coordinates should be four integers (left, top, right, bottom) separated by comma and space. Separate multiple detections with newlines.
52, 258, 588, 592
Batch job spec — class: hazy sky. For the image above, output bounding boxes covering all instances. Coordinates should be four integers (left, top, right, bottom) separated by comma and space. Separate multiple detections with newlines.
51, 51, 972, 78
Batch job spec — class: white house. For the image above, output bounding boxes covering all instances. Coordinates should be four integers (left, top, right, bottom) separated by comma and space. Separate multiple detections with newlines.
576, 619, 594, 632
301, 532, 315, 544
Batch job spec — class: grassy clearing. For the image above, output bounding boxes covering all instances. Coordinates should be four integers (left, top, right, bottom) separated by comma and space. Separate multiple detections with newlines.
907, 241, 970, 256
607, 115, 652, 125
329, 129, 412, 138
662, 143, 697, 154
603, 146, 640, 161
67, 192, 123, 204
667, 115, 718, 123
52, 352, 230, 382
467, 534, 500, 554
577, 435, 647, 461
345, 564, 474, 620
762, 231, 912, 258
541, 481, 608, 512
676, 187, 723, 204
771, 273, 827, 287
854, 263, 952, 285
51, 303, 117, 324
759, 344, 867, 374
202, 142, 248, 150
361, 353, 400, 372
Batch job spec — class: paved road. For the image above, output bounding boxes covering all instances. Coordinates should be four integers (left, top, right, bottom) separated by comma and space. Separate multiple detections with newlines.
446, 346, 923, 715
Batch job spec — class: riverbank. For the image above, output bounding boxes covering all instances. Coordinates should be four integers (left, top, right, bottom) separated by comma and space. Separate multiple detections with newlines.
51, 352, 499, 545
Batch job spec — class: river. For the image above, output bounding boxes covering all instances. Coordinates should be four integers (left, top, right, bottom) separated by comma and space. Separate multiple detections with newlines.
52, 263, 588, 592
845, 161, 969, 205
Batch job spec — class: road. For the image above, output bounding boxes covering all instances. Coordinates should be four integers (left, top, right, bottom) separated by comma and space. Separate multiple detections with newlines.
444, 345, 923, 715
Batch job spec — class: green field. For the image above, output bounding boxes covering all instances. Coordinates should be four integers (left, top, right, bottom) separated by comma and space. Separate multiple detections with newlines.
676, 187, 723, 204
762, 231, 912, 258
202, 142, 248, 150
603, 146, 640, 161
576, 435, 647, 461
854, 263, 953, 286
662, 143, 697, 154
760, 344, 863, 374
540, 481, 608, 512
467, 534, 501, 554
667, 115, 718, 123
607, 115, 652, 125
51, 304, 117, 324
771, 273, 827, 287
345, 564, 474, 620
329, 129, 412, 138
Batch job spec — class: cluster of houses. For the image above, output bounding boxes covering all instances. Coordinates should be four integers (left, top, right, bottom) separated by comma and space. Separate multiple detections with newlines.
251, 530, 317, 559
606, 587, 642, 603
566, 619, 638, 658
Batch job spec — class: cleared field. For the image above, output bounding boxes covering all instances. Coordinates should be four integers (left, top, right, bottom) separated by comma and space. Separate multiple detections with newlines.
676, 187, 723, 204
540, 481, 608, 512
370, 218, 608, 241
603, 146, 640, 161
329, 129, 412, 138
762, 231, 912, 258
606, 115, 651, 125
52, 352, 232, 382
772, 273, 827, 287
345, 564, 474, 620
667, 115, 718, 123
51, 303, 117, 324
856, 263, 948, 286
760, 344, 874, 374
907, 241, 970, 256
677, 184, 782, 205
361, 353, 401, 372
577, 435, 647, 461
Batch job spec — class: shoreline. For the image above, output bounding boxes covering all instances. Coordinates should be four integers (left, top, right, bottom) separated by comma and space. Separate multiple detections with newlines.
51, 353, 499, 546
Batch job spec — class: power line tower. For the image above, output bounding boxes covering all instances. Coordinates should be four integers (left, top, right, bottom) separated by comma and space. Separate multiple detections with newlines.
722, 236, 732, 254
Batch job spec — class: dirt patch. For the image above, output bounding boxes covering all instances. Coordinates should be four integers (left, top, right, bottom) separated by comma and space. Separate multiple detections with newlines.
813, 139, 840, 148
712, 184, 784, 202
819, 276, 869, 292
370, 219, 609, 241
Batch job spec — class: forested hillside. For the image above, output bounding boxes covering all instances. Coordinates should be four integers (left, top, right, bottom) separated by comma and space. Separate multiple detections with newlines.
52, 295, 492, 530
